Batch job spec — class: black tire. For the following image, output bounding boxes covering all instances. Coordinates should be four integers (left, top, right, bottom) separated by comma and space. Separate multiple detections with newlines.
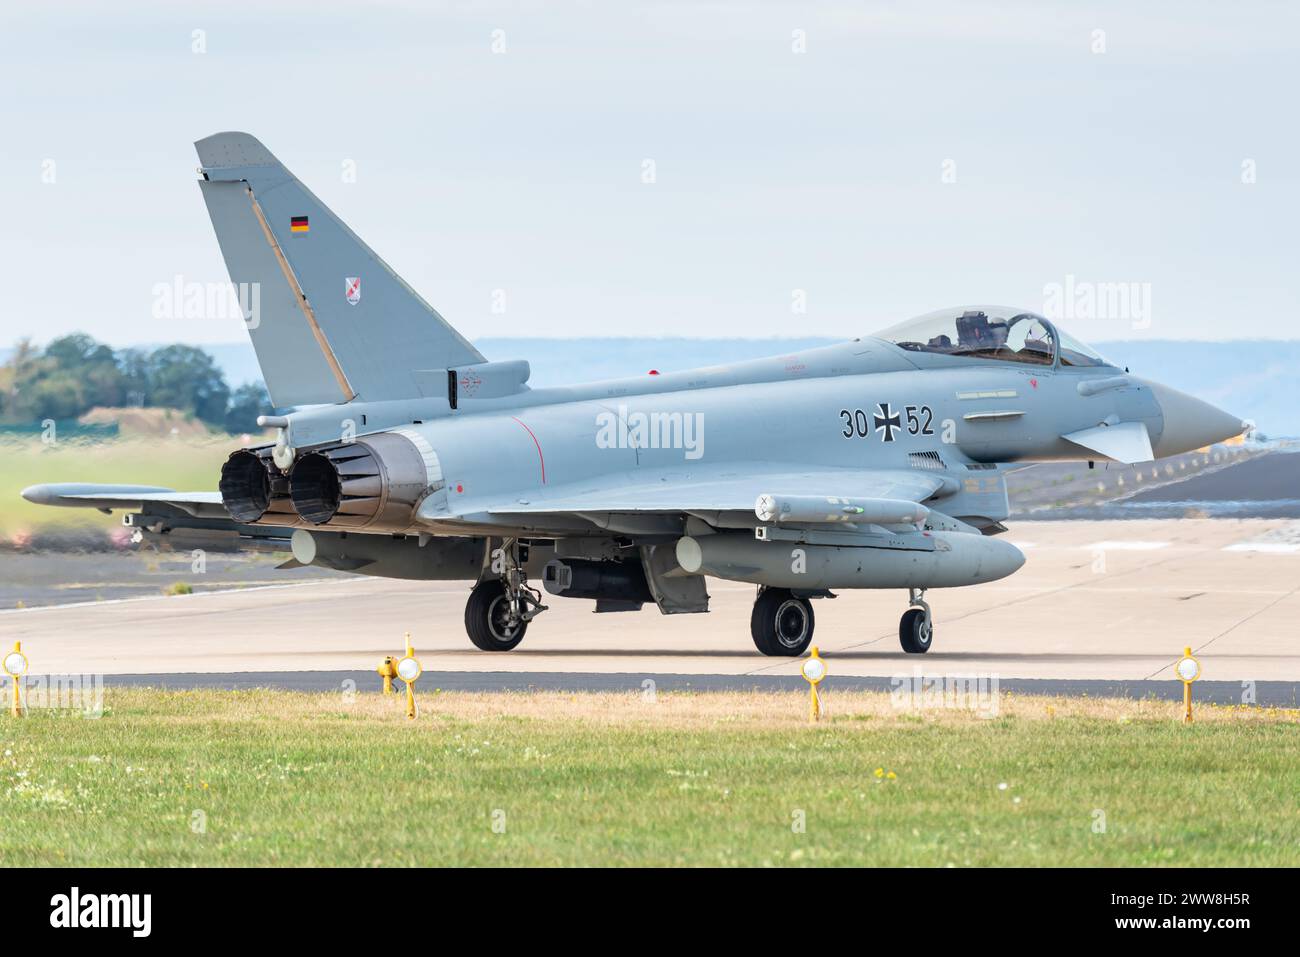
465, 580, 528, 651
899, 607, 932, 654
750, 588, 815, 656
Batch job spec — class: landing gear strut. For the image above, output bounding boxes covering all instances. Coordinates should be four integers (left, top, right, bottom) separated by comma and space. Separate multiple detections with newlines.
750, 587, 815, 657
899, 587, 933, 654
465, 538, 547, 651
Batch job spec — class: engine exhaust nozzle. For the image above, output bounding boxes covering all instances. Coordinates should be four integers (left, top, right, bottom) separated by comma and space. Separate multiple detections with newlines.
286, 433, 435, 531
218, 447, 296, 525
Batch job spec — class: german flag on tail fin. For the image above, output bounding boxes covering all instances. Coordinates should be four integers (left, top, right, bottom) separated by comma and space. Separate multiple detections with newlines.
194, 131, 485, 408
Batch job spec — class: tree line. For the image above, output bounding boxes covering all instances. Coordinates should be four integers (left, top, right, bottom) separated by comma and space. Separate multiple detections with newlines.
0, 334, 273, 434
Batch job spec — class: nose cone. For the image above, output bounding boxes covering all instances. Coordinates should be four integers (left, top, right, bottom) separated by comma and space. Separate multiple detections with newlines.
1145, 380, 1246, 458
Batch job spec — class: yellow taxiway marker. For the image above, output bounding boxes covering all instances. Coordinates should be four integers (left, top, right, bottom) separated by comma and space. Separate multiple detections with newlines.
1176, 646, 1201, 724
801, 646, 827, 722
4, 641, 28, 717
396, 633, 423, 720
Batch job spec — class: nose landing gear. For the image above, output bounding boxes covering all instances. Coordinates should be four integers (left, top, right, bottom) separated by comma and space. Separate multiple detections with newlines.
899, 587, 933, 654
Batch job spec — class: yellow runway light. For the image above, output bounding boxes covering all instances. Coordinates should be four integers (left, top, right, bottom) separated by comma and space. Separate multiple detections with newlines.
801, 646, 826, 722
4, 641, 28, 718
1176, 646, 1201, 724
396, 633, 423, 720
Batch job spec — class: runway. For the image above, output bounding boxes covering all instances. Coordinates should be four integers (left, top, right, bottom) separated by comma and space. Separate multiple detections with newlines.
3, 518, 1298, 693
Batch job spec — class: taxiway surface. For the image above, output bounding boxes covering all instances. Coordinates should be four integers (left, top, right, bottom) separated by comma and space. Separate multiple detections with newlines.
3, 519, 1296, 686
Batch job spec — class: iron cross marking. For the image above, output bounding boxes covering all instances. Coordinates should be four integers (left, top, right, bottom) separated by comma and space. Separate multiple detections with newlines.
873, 402, 902, 442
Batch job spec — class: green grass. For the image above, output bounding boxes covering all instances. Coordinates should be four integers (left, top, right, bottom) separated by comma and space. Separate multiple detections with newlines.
0, 690, 1295, 866
0, 437, 232, 536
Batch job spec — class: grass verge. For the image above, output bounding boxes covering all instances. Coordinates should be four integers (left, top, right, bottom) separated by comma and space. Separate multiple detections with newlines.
0, 437, 232, 538
1, 689, 1295, 866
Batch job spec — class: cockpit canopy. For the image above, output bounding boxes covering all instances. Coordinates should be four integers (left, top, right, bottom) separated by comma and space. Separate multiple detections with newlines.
875, 306, 1112, 368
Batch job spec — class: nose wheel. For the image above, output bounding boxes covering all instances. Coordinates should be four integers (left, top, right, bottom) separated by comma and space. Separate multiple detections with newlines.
899, 588, 933, 654
751, 587, 815, 656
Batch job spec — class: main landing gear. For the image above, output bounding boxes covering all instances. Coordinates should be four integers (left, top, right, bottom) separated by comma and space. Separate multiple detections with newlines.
899, 587, 933, 654
750, 587, 815, 657
465, 538, 547, 651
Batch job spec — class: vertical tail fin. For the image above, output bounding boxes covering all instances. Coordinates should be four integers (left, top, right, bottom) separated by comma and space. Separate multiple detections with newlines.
195, 131, 483, 407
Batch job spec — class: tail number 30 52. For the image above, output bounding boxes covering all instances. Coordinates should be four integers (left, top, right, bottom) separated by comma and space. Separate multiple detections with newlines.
839, 403, 934, 442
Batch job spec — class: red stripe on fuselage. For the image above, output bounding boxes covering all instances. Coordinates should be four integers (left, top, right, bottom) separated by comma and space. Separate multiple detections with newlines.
511, 416, 546, 484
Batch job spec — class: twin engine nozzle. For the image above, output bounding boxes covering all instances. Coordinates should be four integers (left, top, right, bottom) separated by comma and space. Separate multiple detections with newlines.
218, 432, 432, 531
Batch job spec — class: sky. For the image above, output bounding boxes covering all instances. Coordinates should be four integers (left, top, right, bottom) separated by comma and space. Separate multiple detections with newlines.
0, 1, 1296, 348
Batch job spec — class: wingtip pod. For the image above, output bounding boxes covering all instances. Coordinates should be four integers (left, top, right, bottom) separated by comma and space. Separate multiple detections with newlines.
19, 484, 52, 505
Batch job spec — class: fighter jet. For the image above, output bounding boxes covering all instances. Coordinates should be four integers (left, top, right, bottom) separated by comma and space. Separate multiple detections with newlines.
22, 133, 1248, 656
